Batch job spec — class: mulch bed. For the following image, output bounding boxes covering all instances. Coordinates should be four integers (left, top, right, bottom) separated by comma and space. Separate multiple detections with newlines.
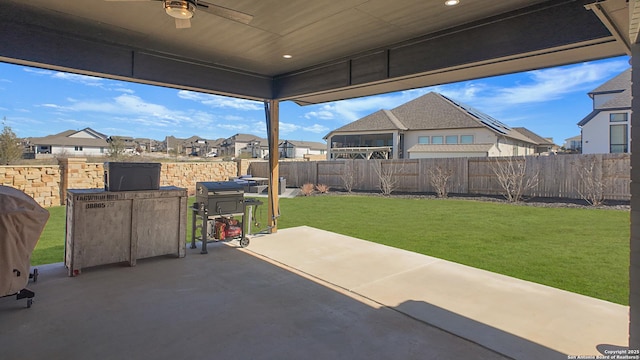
318, 190, 630, 210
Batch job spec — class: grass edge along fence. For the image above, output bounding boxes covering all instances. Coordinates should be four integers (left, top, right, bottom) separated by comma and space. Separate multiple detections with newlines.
248, 153, 630, 202
33, 195, 630, 306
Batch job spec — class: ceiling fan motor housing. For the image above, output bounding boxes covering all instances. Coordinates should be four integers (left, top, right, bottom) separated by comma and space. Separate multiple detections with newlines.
164, 0, 196, 19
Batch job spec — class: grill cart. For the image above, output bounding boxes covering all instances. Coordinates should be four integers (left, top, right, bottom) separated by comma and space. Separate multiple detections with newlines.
191, 181, 262, 254
0, 186, 49, 308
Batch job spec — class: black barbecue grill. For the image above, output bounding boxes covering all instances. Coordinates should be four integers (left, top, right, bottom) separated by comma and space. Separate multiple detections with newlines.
191, 181, 261, 253
196, 181, 244, 216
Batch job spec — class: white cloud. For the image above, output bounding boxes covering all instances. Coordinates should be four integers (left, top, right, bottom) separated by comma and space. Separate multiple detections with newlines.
177, 90, 262, 111
218, 123, 249, 131
279, 122, 300, 135
429, 59, 630, 113
37, 94, 206, 131
22, 68, 53, 76
40, 103, 65, 109
115, 88, 135, 94
303, 124, 329, 133
304, 108, 335, 120
52, 72, 104, 87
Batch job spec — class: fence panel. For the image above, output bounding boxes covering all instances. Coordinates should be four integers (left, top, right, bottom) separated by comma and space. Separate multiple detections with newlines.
248, 153, 630, 201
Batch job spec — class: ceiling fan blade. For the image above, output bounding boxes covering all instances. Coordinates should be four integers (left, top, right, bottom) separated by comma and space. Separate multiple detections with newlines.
175, 18, 191, 28
196, 1, 253, 24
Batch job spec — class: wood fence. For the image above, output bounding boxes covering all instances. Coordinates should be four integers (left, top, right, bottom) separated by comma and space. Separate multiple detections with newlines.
248, 153, 631, 201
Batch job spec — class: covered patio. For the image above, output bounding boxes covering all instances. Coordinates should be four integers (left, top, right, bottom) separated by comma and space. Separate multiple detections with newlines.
0, 228, 627, 359
0, 0, 638, 356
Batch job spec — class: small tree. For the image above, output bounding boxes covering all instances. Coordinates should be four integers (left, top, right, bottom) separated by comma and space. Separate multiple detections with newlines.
0, 120, 22, 165
373, 160, 404, 196
428, 165, 453, 198
490, 156, 539, 203
107, 136, 126, 160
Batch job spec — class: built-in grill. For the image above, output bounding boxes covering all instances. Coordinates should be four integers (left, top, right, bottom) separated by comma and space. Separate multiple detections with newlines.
193, 181, 257, 253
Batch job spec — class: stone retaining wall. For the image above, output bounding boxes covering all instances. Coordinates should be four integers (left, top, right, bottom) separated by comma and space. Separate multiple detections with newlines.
1, 159, 238, 207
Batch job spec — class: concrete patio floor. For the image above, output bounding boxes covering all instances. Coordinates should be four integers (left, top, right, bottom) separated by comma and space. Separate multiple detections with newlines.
0, 226, 629, 360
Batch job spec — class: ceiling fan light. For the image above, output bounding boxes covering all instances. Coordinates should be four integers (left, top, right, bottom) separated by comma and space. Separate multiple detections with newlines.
164, 0, 195, 20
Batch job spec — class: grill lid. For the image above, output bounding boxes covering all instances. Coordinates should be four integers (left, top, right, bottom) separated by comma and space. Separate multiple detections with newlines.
196, 181, 244, 196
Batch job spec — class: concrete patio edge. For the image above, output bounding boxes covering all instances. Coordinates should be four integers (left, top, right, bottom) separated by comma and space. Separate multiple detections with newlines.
242, 226, 629, 360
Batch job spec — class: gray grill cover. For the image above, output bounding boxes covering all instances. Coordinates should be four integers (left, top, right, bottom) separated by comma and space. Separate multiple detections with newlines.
0, 186, 49, 296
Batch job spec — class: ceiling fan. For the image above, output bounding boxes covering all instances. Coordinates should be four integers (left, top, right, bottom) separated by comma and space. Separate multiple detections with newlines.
105, 0, 254, 29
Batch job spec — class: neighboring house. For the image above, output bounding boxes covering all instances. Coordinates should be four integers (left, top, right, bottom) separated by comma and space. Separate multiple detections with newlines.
243, 139, 269, 159
578, 68, 631, 154
511, 128, 559, 155
30, 127, 109, 157
324, 92, 552, 160
563, 135, 582, 153
279, 140, 327, 159
219, 133, 268, 158
164, 135, 215, 155
134, 138, 161, 153
108, 135, 137, 154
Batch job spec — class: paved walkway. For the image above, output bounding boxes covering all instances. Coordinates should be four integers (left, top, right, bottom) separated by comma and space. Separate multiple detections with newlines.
244, 226, 629, 359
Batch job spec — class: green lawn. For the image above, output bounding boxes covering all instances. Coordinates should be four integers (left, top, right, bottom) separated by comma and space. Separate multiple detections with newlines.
33, 195, 630, 305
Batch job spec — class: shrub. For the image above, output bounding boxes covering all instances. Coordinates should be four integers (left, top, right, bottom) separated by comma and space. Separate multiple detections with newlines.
315, 184, 330, 194
490, 156, 539, 203
428, 165, 453, 198
340, 161, 358, 193
374, 160, 405, 196
301, 183, 315, 196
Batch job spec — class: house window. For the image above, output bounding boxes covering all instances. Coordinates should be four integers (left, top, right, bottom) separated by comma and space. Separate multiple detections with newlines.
460, 135, 474, 144
100, 147, 104, 153
418, 136, 430, 144
610, 124, 628, 153
610, 113, 628, 122
445, 135, 458, 144
431, 136, 443, 144
74, 146, 83, 151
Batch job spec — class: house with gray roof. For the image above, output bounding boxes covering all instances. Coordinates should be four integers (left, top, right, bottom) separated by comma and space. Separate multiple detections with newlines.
279, 140, 327, 159
578, 68, 631, 154
164, 135, 217, 156
219, 133, 268, 158
29, 127, 109, 157
324, 92, 552, 160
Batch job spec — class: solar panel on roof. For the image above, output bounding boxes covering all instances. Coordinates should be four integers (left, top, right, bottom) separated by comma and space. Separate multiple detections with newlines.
441, 95, 511, 134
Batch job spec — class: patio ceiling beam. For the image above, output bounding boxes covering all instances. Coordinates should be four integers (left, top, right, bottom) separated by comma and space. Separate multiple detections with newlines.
273, 0, 621, 104
0, 20, 273, 101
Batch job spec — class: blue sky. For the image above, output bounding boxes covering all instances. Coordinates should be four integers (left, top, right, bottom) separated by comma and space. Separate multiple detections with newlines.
0, 55, 630, 146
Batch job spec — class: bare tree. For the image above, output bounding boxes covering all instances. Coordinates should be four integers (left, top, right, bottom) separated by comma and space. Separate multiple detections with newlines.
373, 160, 405, 196
428, 165, 453, 198
572, 154, 610, 206
490, 156, 539, 203
340, 160, 358, 193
